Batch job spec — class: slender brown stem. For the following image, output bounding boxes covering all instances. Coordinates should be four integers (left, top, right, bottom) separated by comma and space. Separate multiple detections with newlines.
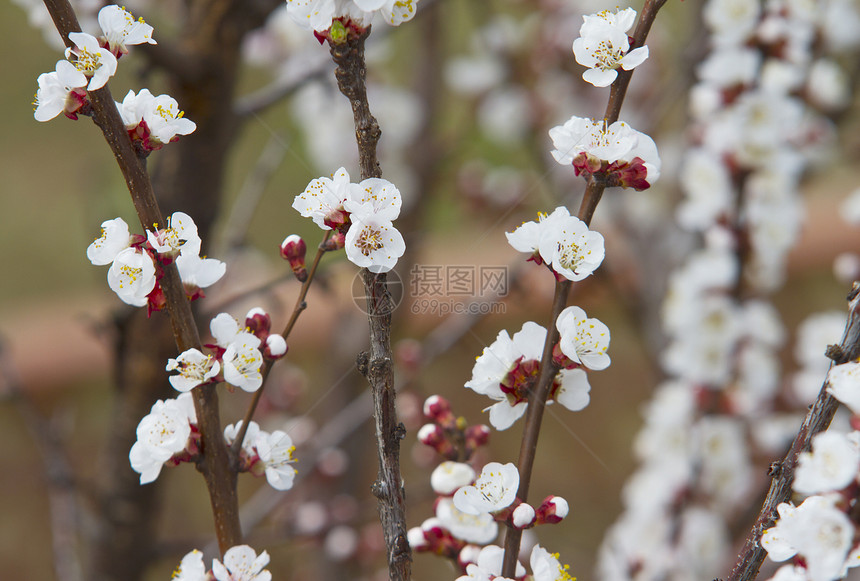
725, 285, 860, 581
231, 231, 332, 455
329, 26, 411, 581
42, 0, 241, 554
500, 1, 669, 574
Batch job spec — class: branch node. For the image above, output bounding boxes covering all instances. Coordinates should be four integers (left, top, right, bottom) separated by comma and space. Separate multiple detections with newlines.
357, 351, 370, 377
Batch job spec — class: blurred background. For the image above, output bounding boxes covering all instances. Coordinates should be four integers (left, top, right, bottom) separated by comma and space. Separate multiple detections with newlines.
2, 0, 860, 579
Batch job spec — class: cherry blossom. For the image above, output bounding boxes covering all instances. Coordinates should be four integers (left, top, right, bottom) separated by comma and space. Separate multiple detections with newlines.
222, 334, 264, 392
507, 206, 605, 281
86, 217, 132, 265
172, 549, 207, 581
549, 116, 661, 189
572, 8, 649, 87
166, 348, 221, 392
344, 214, 406, 273
107, 247, 157, 307
285, 0, 419, 33
256, 430, 298, 491
793, 431, 860, 495
147, 211, 202, 255
97, 5, 156, 56
430, 461, 476, 495
33, 59, 88, 122
129, 393, 196, 484
343, 177, 402, 222
531, 545, 575, 581
556, 306, 611, 371
293, 167, 354, 229
212, 545, 272, 581
465, 321, 591, 430
826, 362, 860, 415
435, 497, 498, 544
456, 545, 523, 581
453, 461, 518, 516
65, 32, 117, 91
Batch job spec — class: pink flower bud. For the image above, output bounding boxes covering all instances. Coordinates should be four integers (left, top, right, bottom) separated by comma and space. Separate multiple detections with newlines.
244, 307, 271, 339
423, 395, 451, 420
536, 495, 569, 524
464, 424, 490, 451
280, 234, 308, 282
322, 230, 346, 251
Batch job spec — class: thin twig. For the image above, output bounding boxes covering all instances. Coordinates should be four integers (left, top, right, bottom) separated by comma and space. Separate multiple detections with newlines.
329, 26, 411, 581
231, 231, 332, 455
42, 0, 241, 554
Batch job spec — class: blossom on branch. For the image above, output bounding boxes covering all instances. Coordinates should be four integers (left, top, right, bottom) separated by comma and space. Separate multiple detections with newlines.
172, 550, 206, 581
549, 116, 661, 190
33, 60, 88, 122
97, 5, 156, 57
107, 247, 157, 307
224, 421, 298, 491
556, 306, 611, 371
572, 7, 649, 87
506, 206, 605, 281
465, 321, 591, 430
65, 31, 117, 90
129, 393, 197, 484
453, 461, 519, 515
86, 217, 132, 265
285, 0, 419, 33
212, 545, 272, 581
166, 348, 220, 392
118, 89, 197, 151
344, 214, 406, 273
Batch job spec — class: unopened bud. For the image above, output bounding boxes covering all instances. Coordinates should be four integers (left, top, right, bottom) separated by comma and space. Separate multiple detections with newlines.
245, 307, 271, 339
264, 334, 288, 359
280, 234, 308, 282
536, 495, 569, 525
464, 424, 491, 455
512, 502, 536, 529
423, 395, 457, 428
321, 230, 346, 251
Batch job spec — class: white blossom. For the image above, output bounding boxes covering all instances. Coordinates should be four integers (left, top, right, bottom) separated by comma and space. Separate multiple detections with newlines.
343, 177, 402, 222
794, 431, 860, 495
344, 215, 405, 273
212, 545, 272, 581
453, 462, 519, 515
293, 167, 353, 230
129, 394, 196, 484
97, 5, 156, 55
431, 461, 476, 495
107, 247, 157, 307
827, 362, 860, 415
256, 429, 298, 491
172, 550, 207, 581
530, 545, 574, 581
33, 59, 87, 122
572, 8, 649, 87
166, 348, 220, 392
222, 335, 264, 392
435, 498, 498, 544
86, 217, 132, 265
556, 306, 611, 370
65, 32, 117, 90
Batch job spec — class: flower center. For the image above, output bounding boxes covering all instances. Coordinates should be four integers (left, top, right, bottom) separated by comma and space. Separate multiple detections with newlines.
356, 225, 385, 256
557, 240, 582, 272
74, 47, 102, 75
500, 357, 540, 404
118, 264, 143, 287
592, 40, 624, 70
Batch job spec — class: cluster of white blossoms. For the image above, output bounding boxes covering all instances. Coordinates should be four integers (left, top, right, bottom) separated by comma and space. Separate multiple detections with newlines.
285, 0, 419, 33
32, 4, 196, 152
172, 545, 272, 581
760, 362, 860, 581
549, 116, 661, 191
452, 544, 575, 581
167, 309, 288, 394
86, 212, 225, 310
224, 421, 298, 491
572, 7, 649, 87
293, 167, 406, 273
598, 0, 860, 579
506, 206, 605, 282
130, 309, 293, 488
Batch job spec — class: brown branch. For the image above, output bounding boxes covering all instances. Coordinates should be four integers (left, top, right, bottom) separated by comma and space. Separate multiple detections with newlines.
329, 27, 411, 581
725, 284, 860, 581
42, 0, 241, 555
500, 0, 669, 574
